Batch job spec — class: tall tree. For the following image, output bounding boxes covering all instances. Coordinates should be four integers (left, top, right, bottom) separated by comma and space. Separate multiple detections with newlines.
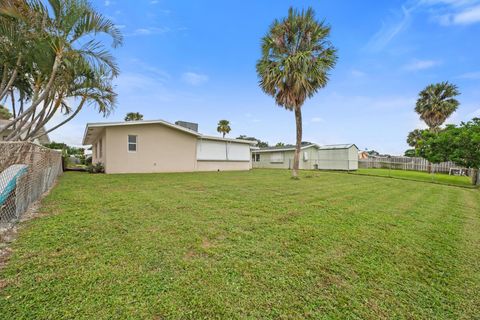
415, 82, 460, 133
217, 119, 231, 138
256, 7, 337, 178
406, 129, 425, 156
125, 112, 143, 121
418, 119, 480, 185
0, 0, 122, 141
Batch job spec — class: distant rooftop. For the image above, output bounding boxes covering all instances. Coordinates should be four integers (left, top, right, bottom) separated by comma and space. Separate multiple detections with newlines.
254, 143, 357, 153
253, 144, 319, 153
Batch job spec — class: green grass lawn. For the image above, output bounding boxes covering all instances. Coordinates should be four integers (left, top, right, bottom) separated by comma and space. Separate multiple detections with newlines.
355, 168, 473, 187
1, 169, 479, 319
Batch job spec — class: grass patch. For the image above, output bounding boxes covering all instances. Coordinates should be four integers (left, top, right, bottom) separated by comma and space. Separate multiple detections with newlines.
354, 168, 473, 187
1, 169, 479, 319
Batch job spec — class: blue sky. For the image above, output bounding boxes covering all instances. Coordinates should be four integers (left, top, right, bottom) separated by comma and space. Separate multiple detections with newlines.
51, 0, 480, 154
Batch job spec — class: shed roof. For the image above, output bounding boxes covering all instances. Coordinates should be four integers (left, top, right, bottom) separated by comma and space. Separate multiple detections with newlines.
318, 144, 358, 150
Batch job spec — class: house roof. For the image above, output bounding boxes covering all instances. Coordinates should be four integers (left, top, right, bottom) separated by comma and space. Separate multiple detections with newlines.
253, 144, 319, 153
82, 119, 257, 145
318, 144, 358, 150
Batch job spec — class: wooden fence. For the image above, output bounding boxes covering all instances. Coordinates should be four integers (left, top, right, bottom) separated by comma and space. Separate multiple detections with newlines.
358, 157, 467, 174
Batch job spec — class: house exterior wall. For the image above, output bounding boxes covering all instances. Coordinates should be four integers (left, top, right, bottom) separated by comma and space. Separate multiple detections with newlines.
92, 129, 106, 166
317, 149, 349, 170
302, 147, 320, 170
317, 146, 359, 170
104, 124, 198, 173
252, 145, 359, 171
197, 160, 251, 171
88, 123, 253, 174
348, 145, 359, 170
252, 146, 318, 170
196, 139, 252, 171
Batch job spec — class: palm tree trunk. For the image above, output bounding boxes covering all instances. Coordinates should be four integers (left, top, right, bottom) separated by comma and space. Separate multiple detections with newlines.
292, 107, 302, 179
223, 132, 225, 138
471, 168, 479, 186
33, 98, 86, 140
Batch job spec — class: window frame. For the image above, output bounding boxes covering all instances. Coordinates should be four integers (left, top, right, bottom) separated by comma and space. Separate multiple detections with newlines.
127, 135, 137, 153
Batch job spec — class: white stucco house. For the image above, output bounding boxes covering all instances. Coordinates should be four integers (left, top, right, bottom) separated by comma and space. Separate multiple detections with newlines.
82, 119, 256, 174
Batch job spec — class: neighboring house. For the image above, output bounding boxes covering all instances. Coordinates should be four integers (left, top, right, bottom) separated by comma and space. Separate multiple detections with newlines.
358, 151, 369, 160
252, 143, 358, 171
252, 144, 320, 170
0, 119, 50, 145
82, 119, 257, 174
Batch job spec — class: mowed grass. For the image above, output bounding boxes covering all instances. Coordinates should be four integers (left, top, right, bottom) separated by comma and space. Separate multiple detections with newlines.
1, 169, 479, 319
355, 168, 473, 187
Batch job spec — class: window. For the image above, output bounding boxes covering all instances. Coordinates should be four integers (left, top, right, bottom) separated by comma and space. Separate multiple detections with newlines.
128, 135, 137, 152
99, 138, 103, 158
255, 154, 260, 162
270, 152, 284, 163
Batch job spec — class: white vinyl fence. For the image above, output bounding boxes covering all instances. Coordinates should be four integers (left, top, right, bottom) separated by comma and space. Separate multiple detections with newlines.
359, 157, 468, 175
0, 142, 62, 229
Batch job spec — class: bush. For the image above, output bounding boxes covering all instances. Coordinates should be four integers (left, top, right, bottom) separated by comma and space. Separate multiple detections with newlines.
87, 162, 105, 174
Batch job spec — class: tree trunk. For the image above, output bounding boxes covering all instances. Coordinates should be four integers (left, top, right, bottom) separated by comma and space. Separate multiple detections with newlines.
471, 168, 479, 186
32, 98, 86, 140
292, 107, 302, 179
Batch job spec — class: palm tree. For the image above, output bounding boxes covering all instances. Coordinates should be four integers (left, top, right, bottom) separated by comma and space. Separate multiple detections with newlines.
217, 120, 231, 138
125, 112, 144, 121
256, 7, 337, 178
415, 82, 460, 133
406, 129, 424, 156
0, 0, 122, 140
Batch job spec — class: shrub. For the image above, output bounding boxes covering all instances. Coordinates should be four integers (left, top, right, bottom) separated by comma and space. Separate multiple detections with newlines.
87, 162, 105, 174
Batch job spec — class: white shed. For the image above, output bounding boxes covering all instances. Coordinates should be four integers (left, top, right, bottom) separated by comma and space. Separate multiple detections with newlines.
317, 144, 359, 171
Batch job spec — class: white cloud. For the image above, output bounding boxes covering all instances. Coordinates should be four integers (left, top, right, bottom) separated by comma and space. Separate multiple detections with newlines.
311, 117, 324, 123
404, 59, 441, 71
451, 4, 480, 24
366, 5, 415, 51
457, 71, 480, 79
104, 0, 112, 6
367, 0, 480, 50
426, 1, 480, 25
150, 0, 159, 3
126, 27, 170, 37
181, 72, 209, 86
351, 69, 366, 77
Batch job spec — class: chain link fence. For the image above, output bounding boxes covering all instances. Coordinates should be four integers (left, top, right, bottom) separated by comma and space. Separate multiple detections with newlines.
0, 142, 62, 229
